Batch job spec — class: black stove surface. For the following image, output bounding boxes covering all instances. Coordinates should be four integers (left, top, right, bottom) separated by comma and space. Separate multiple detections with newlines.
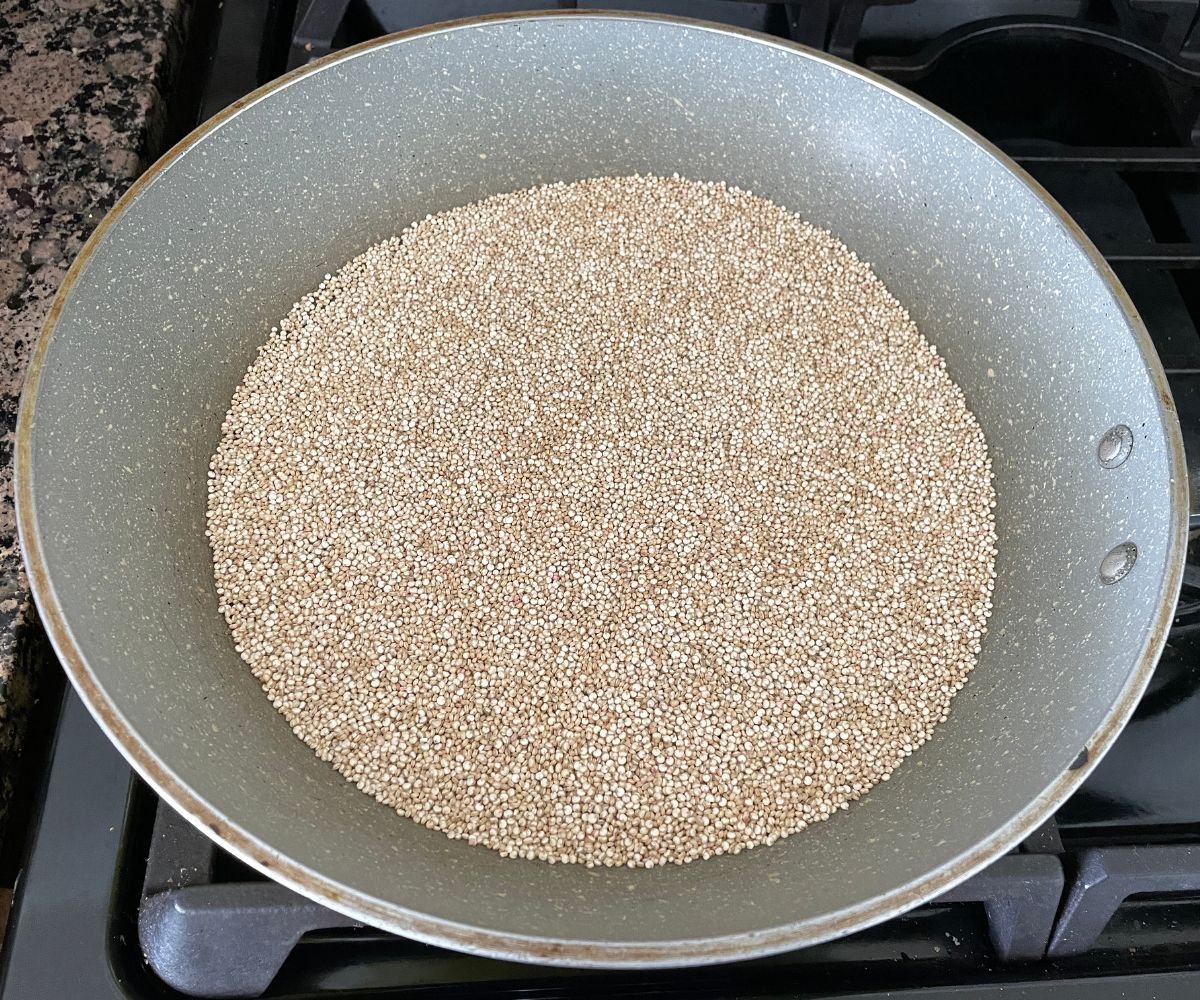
8, 1, 1200, 997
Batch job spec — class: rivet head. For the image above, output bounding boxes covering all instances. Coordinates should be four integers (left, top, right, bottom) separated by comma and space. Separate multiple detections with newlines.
1098, 425, 1133, 468
1099, 542, 1137, 585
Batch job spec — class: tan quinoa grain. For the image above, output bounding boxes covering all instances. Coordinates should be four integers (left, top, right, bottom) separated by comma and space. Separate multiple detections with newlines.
207, 174, 997, 868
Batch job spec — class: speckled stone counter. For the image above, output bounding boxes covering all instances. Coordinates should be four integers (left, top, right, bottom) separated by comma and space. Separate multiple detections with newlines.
0, 0, 192, 831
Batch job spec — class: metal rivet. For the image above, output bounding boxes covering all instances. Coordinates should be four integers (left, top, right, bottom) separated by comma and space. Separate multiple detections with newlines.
1097, 425, 1133, 468
1099, 542, 1137, 585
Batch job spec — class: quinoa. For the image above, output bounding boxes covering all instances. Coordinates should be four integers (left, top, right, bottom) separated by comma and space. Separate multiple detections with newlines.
206, 174, 997, 868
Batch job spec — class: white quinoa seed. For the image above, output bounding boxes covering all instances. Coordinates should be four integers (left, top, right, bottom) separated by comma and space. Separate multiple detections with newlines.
206, 174, 997, 868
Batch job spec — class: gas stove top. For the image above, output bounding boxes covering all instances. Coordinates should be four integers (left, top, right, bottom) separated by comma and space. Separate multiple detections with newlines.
6, 1, 1200, 997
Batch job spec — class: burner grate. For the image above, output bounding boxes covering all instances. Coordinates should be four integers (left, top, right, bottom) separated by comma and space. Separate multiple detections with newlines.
136, 804, 1066, 997
1049, 844, 1200, 955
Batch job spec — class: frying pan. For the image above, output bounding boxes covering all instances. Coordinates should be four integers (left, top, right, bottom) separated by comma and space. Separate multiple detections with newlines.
15, 11, 1189, 966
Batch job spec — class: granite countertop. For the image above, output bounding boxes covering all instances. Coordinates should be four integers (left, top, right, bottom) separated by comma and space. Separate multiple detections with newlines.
0, 0, 193, 834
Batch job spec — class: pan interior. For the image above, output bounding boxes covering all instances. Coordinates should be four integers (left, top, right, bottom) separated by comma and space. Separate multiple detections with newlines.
23, 14, 1177, 954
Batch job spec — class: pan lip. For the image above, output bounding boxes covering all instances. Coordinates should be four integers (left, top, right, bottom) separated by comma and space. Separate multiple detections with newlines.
14, 8, 1189, 967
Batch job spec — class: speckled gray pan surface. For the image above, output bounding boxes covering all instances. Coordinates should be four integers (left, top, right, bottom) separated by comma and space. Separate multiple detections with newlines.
16, 12, 1187, 966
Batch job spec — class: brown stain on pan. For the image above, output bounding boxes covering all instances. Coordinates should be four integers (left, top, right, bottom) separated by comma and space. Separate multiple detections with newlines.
15, 9, 1189, 968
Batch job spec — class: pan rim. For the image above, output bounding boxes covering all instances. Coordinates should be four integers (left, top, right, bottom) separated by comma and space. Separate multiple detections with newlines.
14, 8, 1190, 967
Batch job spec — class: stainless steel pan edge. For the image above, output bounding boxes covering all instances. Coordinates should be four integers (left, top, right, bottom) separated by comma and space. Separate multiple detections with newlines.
14, 10, 1189, 968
